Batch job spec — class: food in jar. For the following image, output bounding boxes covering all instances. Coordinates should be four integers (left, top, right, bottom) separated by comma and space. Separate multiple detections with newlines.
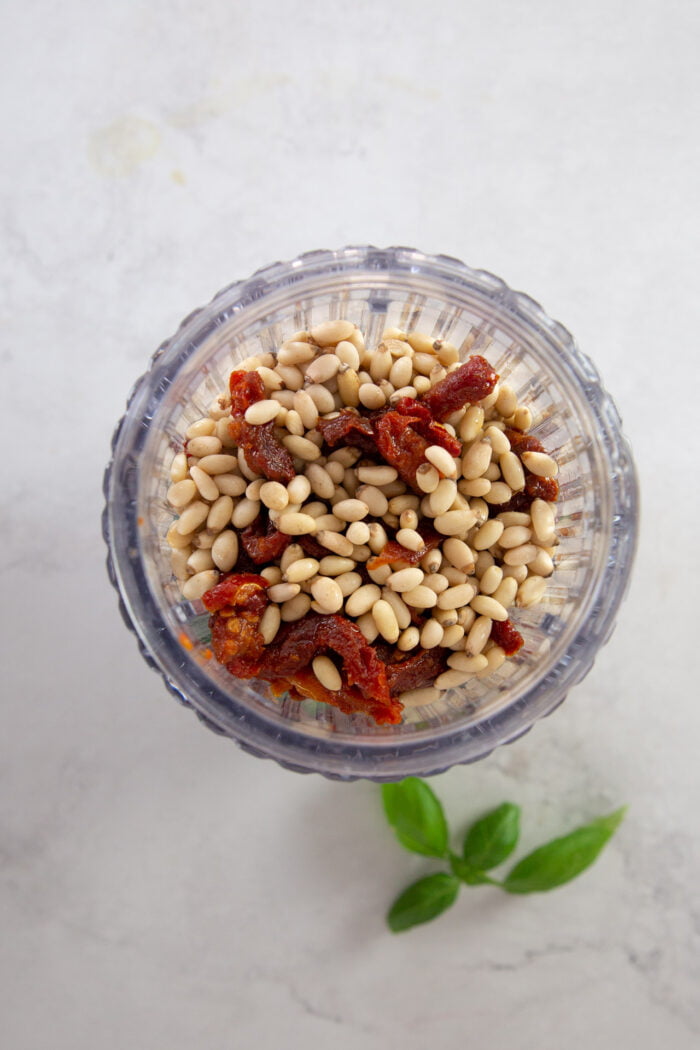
165, 322, 559, 724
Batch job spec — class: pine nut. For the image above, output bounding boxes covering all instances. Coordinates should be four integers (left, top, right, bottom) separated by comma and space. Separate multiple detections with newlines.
462, 441, 492, 480
459, 405, 484, 443
282, 435, 321, 461
420, 619, 444, 649
260, 604, 282, 644
483, 482, 513, 505
197, 454, 239, 476
372, 600, 400, 643
458, 607, 476, 631
528, 550, 554, 576
336, 571, 363, 597
414, 463, 439, 493
484, 425, 510, 455
422, 573, 449, 594
275, 363, 305, 391
443, 538, 475, 573
278, 342, 316, 366
355, 465, 397, 487
344, 584, 382, 617
257, 481, 287, 512
512, 407, 532, 431
168, 479, 196, 508
464, 615, 492, 656
303, 463, 333, 501
280, 543, 303, 572
305, 354, 341, 384
176, 500, 209, 535
500, 525, 532, 549
358, 383, 386, 409
497, 511, 531, 527
398, 509, 417, 530
402, 586, 438, 609
495, 384, 517, 418
284, 558, 320, 583
305, 384, 335, 414
356, 485, 388, 517
187, 435, 222, 457
181, 569, 219, 601
503, 543, 539, 566
266, 581, 298, 603
492, 577, 518, 607
283, 409, 303, 436
257, 366, 284, 391
471, 498, 489, 525
193, 530, 216, 549
286, 475, 311, 504
458, 478, 491, 498
502, 564, 529, 583
434, 510, 473, 536
434, 607, 458, 627
387, 567, 424, 592
333, 498, 369, 522
211, 530, 239, 572
425, 445, 458, 477
336, 368, 360, 407
280, 593, 312, 622
207, 495, 234, 532
382, 588, 412, 629
317, 530, 354, 556
228, 498, 257, 529
367, 520, 388, 554
522, 451, 558, 477
435, 669, 476, 690
346, 521, 370, 545
393, 528, 423, 552
406, 332, 434, 353
411, 351, 437, 376
389, 494, 420, 514
470, 595, 508, 621
243, 399, 280, 425
474, 551, 494, 578
167, 522, 192, 549
318, 556, 356, 576
447, 653, 489, 673
307, 577, 342, 613
414, 375, 431, 395
389, 355, 413, 388
479, 565, 503, 595
312, 654, 342, 692
245, 479, 264, 501
335, 340, 360, 369
170, 452, 188, 483
272, 389, 295, 409
517, 576, 548, 607
187, 548, 214, 574
311, 319, 355, 346
274, 511, 316, 536
400, 687, 441, 707
530, 499, 556, 542
437, 583, 476, 609
397, 626, 420, 651
214, 473, 247, 497
441, 625, 465, 647
171, 548, 191, 579
479, 645, 507, 674
429, 479, 458, 516
356, 611, 379, 642
500, 451, 526, 491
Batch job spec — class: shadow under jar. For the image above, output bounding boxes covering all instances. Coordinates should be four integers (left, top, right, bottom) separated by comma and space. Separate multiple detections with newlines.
103, 246, 638, 781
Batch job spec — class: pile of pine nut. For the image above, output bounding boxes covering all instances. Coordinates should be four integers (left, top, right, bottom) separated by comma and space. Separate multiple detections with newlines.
166, 320, 558, 709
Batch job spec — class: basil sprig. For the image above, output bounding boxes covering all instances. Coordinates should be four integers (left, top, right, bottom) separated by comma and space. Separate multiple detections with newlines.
382, 779, 625, 932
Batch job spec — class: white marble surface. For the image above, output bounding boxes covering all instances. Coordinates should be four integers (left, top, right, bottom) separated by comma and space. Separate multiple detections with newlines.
2, 1, 699, 1047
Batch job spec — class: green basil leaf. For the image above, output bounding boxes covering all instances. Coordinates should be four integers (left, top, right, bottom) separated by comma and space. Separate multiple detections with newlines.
503, 806, 627, 894
382, 778, 449, 858
449, 853, 499, 886
462, 802, 521, 870
387, 873, 460, 932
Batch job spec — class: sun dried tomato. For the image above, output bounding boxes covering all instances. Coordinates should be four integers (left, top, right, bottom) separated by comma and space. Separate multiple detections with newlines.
421, 355, 498, 421
366, 525, 442, 570
203, 573, 269, 677
503, 428, 545, 454
239, 420, 296, 483
490, 618, 524, 656
255, 613, 398, 721
525, 474, 559, 502
298, 534, 330, 560
228, 370, 265, 442
227, 370, 295, 482
385, 648, 448, 696
373, 409, 431, 488
317, 411, 377, 455
270, 668, 403, 726
241, 514, 291, 564
392, 397, 462, 457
